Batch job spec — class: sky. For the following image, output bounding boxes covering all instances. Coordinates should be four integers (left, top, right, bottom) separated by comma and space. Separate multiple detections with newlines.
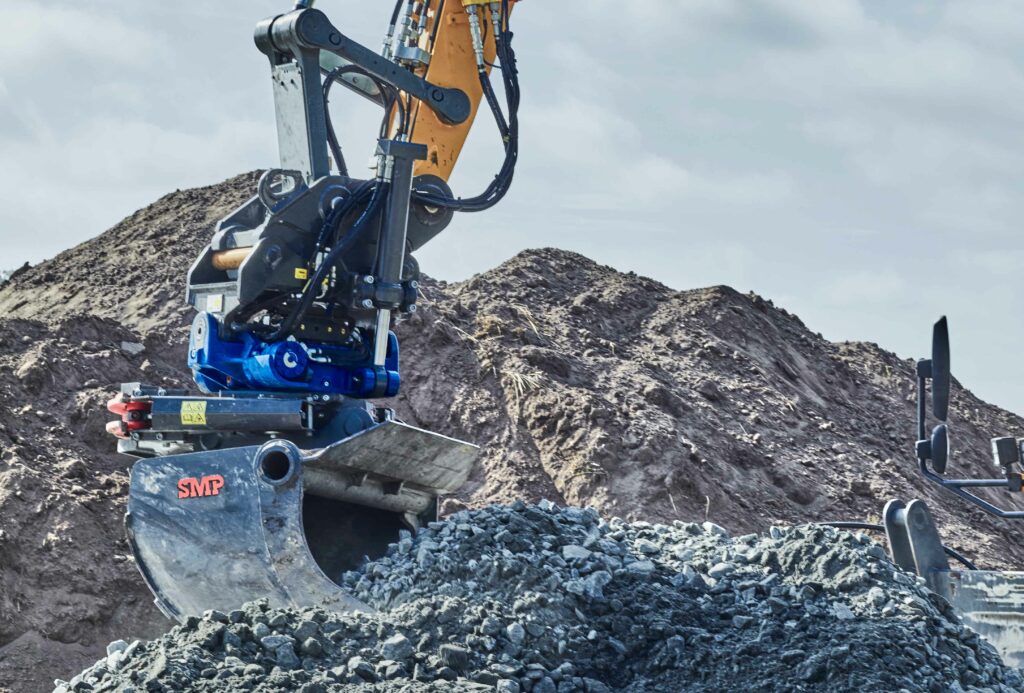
2, 0, 1024, 417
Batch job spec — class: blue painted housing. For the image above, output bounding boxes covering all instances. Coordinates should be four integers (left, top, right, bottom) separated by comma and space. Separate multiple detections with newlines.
188, 312, 400, 398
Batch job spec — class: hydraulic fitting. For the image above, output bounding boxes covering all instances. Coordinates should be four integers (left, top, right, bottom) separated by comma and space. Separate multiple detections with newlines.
465, 5, 486, 70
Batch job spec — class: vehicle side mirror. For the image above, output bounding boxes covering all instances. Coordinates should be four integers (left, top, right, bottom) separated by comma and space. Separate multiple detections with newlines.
932, 317, 950, 422
931, 424, 948, 474
917, 423, 949, 474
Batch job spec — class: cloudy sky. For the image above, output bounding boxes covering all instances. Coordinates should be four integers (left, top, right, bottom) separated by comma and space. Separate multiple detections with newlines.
2, 1, 1024, 417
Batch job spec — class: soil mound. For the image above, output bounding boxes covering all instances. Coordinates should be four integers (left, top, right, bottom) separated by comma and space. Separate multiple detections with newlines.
1, 173, 1023, 692
395, 249, 1024, 568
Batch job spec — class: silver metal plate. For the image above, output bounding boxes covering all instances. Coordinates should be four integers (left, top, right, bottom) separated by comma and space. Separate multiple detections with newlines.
303, 420, 478, 494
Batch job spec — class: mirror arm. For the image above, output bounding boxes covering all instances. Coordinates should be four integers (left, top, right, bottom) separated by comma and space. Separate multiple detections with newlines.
919, 458, 1024, 518
915, 365, 929, 446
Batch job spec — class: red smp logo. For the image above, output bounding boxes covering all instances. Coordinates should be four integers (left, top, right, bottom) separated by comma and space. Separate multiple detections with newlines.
177, 475, 225, 499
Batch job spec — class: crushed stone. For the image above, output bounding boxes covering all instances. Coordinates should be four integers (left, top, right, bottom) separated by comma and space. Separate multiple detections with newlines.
55, 503, 1023, 693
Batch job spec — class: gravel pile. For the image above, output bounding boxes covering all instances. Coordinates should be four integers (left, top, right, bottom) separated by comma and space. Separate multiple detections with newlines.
55, 502, 1021, 693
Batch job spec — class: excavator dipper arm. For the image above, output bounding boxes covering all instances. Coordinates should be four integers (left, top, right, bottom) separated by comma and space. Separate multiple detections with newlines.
110, 0, 521, 621
183, 0, 519, 400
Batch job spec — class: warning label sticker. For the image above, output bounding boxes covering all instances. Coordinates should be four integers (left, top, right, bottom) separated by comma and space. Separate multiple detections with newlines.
180, 401, 208, 426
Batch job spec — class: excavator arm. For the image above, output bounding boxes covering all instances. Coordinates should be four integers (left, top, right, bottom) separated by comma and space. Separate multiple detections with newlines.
388, 0, 516, 183
107, 0, 523, 621
177, 0, 519, 400
318, 0, 516, 183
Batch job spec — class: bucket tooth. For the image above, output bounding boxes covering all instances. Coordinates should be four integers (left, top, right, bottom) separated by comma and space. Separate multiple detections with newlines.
125, 421, 477, 621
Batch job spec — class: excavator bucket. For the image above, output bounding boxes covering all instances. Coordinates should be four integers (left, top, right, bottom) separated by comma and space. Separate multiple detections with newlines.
125, 420, 477, 621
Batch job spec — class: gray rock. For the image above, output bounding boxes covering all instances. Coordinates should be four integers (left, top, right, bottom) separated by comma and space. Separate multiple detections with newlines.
562, 545, 592, 561
534, 676, 558, 693
634, 538, 660, 555
626, 560, 655, 576
584, 570, 612, 599
832, 603, 855, 620
105, 641, 129, 657
381, 633, 413, 661
301, 637, 323, 656
506, 622, 526, 646
439, 643, 471, 672
294, 619, 319, 641
584, 678, 613, 693
708, 562, 735, 579
260, 634, 294, 651
52, 505, 1020, 693
497, 679, 522, 693
120, 341, 145, 356
347, 657, 376, 682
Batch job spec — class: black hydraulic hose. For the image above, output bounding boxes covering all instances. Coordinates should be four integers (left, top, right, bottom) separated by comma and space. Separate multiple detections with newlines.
820, 521, 978, 571
232, 181, 375, 336
315, 180, 375, 253
272, 180, 389, 340
412, 0, 518, 212
481, 69, 509, 140
239, 181, 389, 342
323, 70, 350, 177
428, 0, 446, 49
324, 67, 409, 175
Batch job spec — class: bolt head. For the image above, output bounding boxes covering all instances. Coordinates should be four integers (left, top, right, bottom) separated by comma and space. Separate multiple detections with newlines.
362, 299, 374, 309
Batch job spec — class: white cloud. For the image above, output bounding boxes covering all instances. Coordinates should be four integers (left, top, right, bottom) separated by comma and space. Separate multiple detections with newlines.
0, 6, 164, 68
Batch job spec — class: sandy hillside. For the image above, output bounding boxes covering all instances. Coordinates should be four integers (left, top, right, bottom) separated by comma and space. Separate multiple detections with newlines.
1, 173, 1022, 692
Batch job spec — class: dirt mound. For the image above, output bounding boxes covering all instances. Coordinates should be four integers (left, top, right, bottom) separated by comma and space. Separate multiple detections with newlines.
0, 172, 258, 336
396, 248, 1024, 566
0, 316, 192, 693
2, 173, 1023, 691
56, 504, 1023, 693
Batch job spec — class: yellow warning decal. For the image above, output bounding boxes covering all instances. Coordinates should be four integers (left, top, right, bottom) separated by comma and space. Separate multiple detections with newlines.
180, 401, 208, 426
294, 268, 309, 280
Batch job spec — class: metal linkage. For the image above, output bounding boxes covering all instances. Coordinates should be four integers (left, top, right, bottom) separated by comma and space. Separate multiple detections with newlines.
919, 461, 1024, 519
913, 317, 1024, 519
256, 9, 470, 126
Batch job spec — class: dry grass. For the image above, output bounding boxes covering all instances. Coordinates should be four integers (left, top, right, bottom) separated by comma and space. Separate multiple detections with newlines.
501, 366, 544, 419
510, 304, 544, 341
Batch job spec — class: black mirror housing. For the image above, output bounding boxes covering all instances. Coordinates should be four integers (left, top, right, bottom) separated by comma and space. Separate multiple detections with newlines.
932, 317, 950, 422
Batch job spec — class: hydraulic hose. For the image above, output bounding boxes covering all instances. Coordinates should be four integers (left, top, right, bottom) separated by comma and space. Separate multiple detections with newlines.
235, 181, 390, 341
413, 0, 518, 212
